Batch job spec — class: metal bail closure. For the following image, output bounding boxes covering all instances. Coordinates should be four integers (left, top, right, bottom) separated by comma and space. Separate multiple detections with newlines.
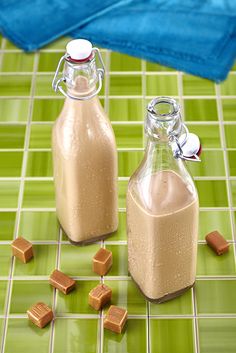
51, 47, 105, 101
171, 124, 201, 162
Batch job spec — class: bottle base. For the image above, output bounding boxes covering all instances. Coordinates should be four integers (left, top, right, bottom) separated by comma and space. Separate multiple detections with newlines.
130, 274, 195, 303
60, 224, 117, 246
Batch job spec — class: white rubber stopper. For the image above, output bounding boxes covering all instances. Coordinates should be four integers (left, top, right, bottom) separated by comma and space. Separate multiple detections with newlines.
66, 39, 92, 60
180, 133, 201, 157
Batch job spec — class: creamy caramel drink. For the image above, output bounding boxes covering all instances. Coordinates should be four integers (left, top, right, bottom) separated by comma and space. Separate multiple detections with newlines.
52, 39, 118, 244
127, 97, 199, 302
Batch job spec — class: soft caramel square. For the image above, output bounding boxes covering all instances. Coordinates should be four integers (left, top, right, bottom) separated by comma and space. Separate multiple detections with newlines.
89, 284, 112, 310
93, 248, 112, 276
11, 237, 34, 263
49, 269, 76, 294
104, 305, 127, 333
205, 230, 229, 255
27, 302, 53, 328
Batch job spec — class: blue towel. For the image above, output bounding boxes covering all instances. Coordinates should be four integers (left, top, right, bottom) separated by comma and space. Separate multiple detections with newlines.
0, 0, 235, 81
72, 0, 236, 81
0, 0, 129, 51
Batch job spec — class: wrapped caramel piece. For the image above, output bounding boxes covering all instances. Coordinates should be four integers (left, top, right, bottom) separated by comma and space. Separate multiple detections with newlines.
104, 305, 127, 334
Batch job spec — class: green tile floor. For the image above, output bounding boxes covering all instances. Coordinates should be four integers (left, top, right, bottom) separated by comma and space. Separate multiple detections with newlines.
0, 34, 235, 353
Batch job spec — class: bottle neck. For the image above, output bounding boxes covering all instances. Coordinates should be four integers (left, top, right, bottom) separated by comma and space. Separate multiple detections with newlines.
63, 57, 98, 99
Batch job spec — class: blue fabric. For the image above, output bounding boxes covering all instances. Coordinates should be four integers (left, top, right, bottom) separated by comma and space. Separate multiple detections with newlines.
0, 0, 129, 51
0, 0, 235, 81
72, 0, 236, 81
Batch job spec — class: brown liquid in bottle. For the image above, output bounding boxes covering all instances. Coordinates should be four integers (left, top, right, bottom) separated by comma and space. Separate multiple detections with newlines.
52, 76, 118, 244
127, 170, 198, 302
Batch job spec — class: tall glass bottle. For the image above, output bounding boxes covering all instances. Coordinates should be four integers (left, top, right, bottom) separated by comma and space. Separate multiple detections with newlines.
127, 97, 199, 303
52, 39, 118, 244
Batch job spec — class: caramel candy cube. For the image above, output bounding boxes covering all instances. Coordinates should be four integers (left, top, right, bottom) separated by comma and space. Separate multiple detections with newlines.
205, 230, 229, 255
89, 284, 112, 310
27, 302, 53, 328
93, 248, 112, 276
49, 269, 76, 294
11, 237, 34, 263
104, 305, 127, 334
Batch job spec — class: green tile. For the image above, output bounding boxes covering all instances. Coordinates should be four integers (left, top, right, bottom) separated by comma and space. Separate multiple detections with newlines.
184, 99, 218, 121
14, 244, 57, 276
150, 319, 195, 353
105, 245, 128, 276
0, 152, 23, 177
183, 75, 215, 95
38, 52, 65, 72
0, 181, 20, 208
60, 244, 100, 277
32, 99, 63, 121
35, 74, 57, 96
0, 99, 29, 122
104, 280, 146, 315
0, 281, 7, 314
118, 150, 143, 177
197, 244, 235, 276
196, 280, 236, 314
0, 245, 12, 276
230, 180, 236, 207
56, 280, 98, 315
5, 318, 51, 353
224, 124, 236, 147
43, 37, 71, 50
4, 40, 19, 50
198, 318, 236, 353
222, 99, 236, 121
146, 61, 174, 71
186, 123, 221, 148
0, 212, 16, 241
10, 280, 53, 314
199, 210, 232, 240
228, 151, 236, 176
109, 75, 142, 95
0, 124, 25, 148
150, 289, 193, 316
26, 151, 53, 177
1, 53, 35, 72
0, 75, 32, 96
53, 318, 98, 353
221, 74, 236, 95
109, 98, 143, 121
188, 150, 225, 177
113, 124, 143, 148
18, 211, 59, 241
109, 212, 127, 241
110, 52, 141, 71
118, 180, 128, 208
103, 319, 146, 353
231, 61, 236, 71
195, 180, 228, 207
29, 124, 52, 148
0, 319, 3, 343
22, 180, 55, 208
146, 75, 178, 96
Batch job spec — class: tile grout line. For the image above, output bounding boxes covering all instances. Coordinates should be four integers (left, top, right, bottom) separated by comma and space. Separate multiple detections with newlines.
48, 226, 62, 353
192, 287, 200, 353
147, 301, 150, 353
0, 51, 39, 353
215, 83, 236, 267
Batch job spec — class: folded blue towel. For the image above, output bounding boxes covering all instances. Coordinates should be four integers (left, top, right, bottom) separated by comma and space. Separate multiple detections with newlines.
72, 0, 236, 81
0, 0, 235, 81
0, 0, 129, 51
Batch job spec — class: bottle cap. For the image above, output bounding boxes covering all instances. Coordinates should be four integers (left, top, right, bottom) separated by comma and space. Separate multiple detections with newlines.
66, 39, 92, 61
179, 133, 201, 158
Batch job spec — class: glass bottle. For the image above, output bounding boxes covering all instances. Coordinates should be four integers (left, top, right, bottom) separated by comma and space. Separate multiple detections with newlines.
52, 39, 118, 244
127, 97, 199, 303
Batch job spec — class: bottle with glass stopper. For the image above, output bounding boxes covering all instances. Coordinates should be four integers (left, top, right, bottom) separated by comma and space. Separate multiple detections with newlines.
52, 39, 118, 244
127, 97, 200, 302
